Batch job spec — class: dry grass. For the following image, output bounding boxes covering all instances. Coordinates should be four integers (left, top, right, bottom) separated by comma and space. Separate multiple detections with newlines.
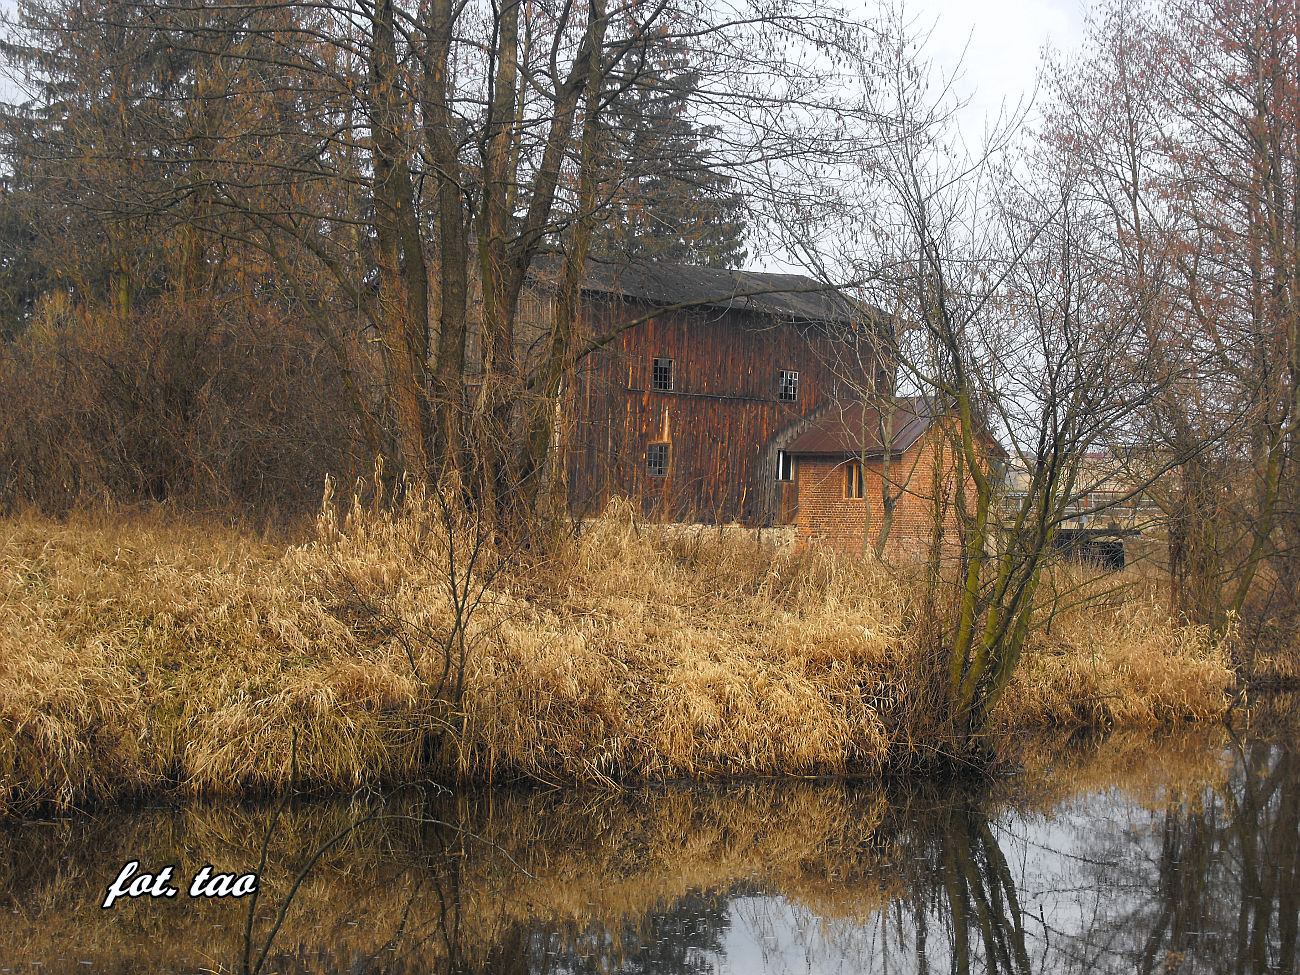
998, 581, 1236, 729
1248, 634, 1300, 686
0, 496, 1235, 817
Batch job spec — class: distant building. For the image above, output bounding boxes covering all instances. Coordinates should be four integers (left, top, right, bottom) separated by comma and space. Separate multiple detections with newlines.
550, 259, 889, 527
998, 452, 1165, 569
783, 396, 976, 555
539, 258, 987, 554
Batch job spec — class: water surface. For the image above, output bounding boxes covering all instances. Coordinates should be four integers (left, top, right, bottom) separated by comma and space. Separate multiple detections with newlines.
2, 724, 1296, 974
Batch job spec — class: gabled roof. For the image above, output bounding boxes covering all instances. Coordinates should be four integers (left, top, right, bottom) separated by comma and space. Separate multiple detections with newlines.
784, 396, 935, 457
530, 256, 878, 325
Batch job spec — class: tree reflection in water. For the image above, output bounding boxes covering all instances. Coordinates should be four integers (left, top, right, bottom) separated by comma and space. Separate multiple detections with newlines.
3, 728, 1299, 974
936, 804, 1032, 975
1058, 732, 1300, 975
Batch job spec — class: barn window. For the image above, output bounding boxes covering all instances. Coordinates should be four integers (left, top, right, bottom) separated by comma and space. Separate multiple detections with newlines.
776, 450, 793, 482
778, 369, 799, 402
652, 357, 674, 391
647, 442, 670, 477
844, 461, 865, 499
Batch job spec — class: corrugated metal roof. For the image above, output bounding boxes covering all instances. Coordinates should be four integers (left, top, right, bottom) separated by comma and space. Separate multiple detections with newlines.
784, 396, 934, 457
530, 257, 878, 324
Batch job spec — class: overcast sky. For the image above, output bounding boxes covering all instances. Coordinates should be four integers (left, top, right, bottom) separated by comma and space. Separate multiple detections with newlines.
903, 0, 1091, 137
0, 0, 1091, 130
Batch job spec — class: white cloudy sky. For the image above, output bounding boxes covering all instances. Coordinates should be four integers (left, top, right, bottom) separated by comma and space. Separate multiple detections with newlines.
0, 0, 1094, 241
896, 0, 1092, 137
743, 0, 1094, 273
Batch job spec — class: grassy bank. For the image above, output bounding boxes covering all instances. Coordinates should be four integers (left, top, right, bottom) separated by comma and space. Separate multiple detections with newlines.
0, 496, 1234, 818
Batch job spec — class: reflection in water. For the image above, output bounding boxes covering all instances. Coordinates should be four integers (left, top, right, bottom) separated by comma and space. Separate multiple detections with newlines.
1, 725, 1297, 974
935, 804, 1031, 975
1052, 731, 1300, 975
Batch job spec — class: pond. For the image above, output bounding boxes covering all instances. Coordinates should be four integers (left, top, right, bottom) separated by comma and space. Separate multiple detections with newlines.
2, 720, 1297, 974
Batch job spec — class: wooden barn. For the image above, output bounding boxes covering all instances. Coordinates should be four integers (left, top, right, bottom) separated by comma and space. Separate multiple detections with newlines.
546, 258, 894, 527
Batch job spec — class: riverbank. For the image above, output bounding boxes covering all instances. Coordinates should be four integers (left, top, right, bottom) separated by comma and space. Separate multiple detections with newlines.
0, 726, 1252, 973
0, 497, 1234, 819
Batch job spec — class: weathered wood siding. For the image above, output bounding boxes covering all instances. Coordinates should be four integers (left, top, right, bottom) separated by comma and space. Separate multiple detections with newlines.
566, 294, 870, 525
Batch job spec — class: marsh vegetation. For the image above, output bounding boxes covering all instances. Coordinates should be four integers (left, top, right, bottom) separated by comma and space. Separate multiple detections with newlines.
0, 497, 1233, 818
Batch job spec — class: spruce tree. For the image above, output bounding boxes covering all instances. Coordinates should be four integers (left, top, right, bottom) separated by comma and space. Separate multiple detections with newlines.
593, 50, 748, 268
0, 175, 46, 340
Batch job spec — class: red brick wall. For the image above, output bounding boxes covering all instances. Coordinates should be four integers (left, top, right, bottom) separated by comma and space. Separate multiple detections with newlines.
793, 429, 966, 557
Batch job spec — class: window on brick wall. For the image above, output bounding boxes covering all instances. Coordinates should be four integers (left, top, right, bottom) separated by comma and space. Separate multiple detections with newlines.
844, 460, 864, 499
778, 369, 799, 402
652, 357, 674, 391
776, 449, 793, 482
647, 442, 670, 477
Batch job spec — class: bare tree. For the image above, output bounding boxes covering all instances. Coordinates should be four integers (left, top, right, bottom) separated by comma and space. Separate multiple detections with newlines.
2, 0, 905, 535
813, 18, 1195, 749
1041, 0, 1300, 645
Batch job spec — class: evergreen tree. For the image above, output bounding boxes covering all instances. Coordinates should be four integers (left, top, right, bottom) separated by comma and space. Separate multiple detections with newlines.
0, 175, 46, 340
593, 50, 748, 268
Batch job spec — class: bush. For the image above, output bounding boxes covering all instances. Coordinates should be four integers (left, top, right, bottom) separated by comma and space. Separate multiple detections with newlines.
0, 295, 372, 516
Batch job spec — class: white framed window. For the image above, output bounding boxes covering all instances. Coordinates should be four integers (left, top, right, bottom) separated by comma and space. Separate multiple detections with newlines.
652, 357, 674, 391
778, 369, 799, 402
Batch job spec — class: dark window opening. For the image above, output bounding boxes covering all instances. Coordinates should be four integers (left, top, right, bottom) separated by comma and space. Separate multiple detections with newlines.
845, 461, 864, 499
652, 357, 674, 392
778, 369, 799, 402
647, 442, 670, 477
776, 450, 793, 482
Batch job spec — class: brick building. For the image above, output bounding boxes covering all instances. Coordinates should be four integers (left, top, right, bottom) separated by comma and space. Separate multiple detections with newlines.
782, 397, 968, 555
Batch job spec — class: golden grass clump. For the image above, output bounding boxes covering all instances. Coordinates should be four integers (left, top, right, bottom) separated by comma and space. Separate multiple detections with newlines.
0, 506, 435, 815
0, 496, 1234, 816
454, 501, 901, 782
1000, 587, 1235, 729
1249, 640, 1300, 685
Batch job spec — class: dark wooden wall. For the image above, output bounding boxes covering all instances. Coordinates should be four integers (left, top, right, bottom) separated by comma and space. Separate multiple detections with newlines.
566, 294, 875, 525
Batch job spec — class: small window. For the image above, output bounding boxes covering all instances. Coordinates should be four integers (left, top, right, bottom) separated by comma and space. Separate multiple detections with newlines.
844, 461, 864, 499
778, 369, 799, 402
776, 449, 793, 482
647, 442, 670, 477
652, 357, 674, 391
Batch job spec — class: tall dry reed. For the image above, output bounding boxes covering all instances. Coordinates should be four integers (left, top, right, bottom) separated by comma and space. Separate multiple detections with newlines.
0, 495, 1234, 817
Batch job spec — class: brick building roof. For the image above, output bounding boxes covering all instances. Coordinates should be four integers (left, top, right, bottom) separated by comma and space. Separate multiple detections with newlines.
784, 396, 935, 457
